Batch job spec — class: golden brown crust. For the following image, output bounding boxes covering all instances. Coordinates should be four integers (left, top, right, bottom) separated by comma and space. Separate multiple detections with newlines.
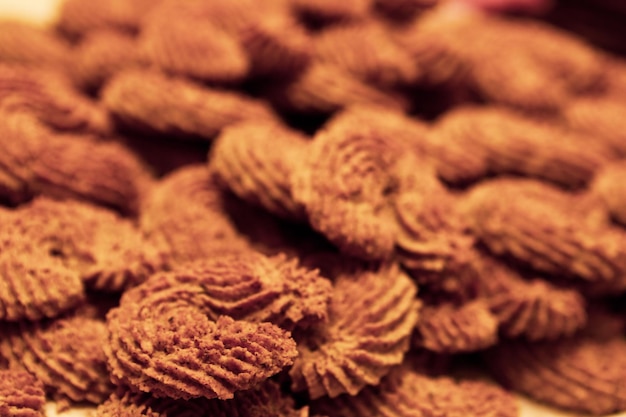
390, 14, 467, 88
0, 370, 46, 417
238, 16, 312, 79
397, 11, 605, 112
312, 365, 518, 417
33, 133, 152, 216
328, 105, 431, 155
102, 69, 278, 140
0, 316, 113, 405
473, 14, 606, 110
290, 262, 420, 399
486, 336, 626, 415
209, 121, 309, 221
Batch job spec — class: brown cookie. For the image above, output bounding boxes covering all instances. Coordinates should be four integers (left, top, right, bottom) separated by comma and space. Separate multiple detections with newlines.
292, 110, 413, 260
163, 0, 313, 80
4, 197, 166, 292
96, 380, 305, 417
312, 364, 518, 417
0, 251, 84, 321
105, 310, 297, 400
0, 370, 46, 417
0, 315, 113, 405
0, 65, 111, 135
396, 11, 605, 112
0, 21, 70, 70
393, 162, 478, 301
313, 21, 418, 88
209, 120, 309, 221
415, 300, 499, 353
71, 30, 139, 93
290, 262, 420, 398
139, 165, 249, 266
265, 63, 409, 115
430, 106, 611, 189
238, 16, 312, 79
486, 335, 626, 415
119, 251, 332, 330
461, 178, 626, 294
0, 110, 150, 215
137, 15, 249, 83
102, 68, 278, 141
477, 255, 587, 341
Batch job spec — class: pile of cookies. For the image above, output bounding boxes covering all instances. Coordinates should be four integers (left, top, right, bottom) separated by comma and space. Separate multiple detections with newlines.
1, 0, 626, 416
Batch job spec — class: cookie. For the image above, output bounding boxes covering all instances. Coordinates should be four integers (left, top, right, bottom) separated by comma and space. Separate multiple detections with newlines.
0, 370, 46, 417
4, 197, 165, 292
313, 21, 418, 87
72, 30, 139, 93
265, 63, 409, 115
431, 106, 610, 188
102, 69, 278, 140
0, 252, 84, 321
415, 300, 498, 353
290, 261, 420, 398
0, 315, 113, 405
209, 120, 309, 221
477, 255, 587, 340
0, 65, 111, 135
0, 21, 70, 70
137, 15, 249, 83
312, 364, 518, 417
119, 252, 332, 330
486, 335, 626, 415
461, 178, 626, 293
140, 165, 248, 266
96, 380, 305, 417
0, 110, 149, 214
106, 311, 298, 400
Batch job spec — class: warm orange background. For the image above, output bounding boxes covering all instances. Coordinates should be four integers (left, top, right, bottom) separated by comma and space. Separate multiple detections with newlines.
0, 0, 62, 25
